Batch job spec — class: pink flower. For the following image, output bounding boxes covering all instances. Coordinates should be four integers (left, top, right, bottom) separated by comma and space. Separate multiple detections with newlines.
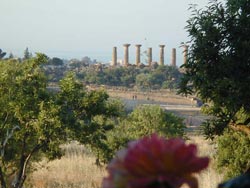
102, 134, 209, 188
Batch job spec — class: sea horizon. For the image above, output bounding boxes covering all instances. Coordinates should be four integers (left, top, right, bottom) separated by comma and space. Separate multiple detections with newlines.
5, 48, 184, 67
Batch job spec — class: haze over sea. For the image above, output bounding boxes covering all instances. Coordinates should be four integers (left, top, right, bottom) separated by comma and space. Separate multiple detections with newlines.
14, 48, 185, 66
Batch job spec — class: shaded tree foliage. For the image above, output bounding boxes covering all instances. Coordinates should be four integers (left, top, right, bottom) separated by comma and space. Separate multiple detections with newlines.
216, 129, 250, 179
0, 49, 6, 59
48, 57, 64, 66
179, 0, 250, 135
179, 0, 250, 177
0, 54, 64, 188
0, 57, 124, 188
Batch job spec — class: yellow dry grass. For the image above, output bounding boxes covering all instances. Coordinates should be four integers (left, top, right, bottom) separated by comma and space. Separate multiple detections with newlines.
29, 135, 223, 188
187, 134, 224, 188
28, 142, 106, 188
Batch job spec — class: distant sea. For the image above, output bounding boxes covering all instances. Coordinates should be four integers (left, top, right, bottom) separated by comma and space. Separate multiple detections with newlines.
44, 50, 184, 67
10, 49, 184, 67
44, 50, 139, 64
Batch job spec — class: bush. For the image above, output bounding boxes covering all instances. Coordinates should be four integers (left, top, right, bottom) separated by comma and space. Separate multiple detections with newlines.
96, 105, 186, 163
216, 129, 250, 179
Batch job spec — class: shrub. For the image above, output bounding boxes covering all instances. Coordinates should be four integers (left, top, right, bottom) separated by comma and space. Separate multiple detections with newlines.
95, 105, 186, 163
216, 129, 250, 179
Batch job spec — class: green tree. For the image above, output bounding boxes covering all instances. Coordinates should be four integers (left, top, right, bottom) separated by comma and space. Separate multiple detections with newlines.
102, 68, 120, 86
180, 0, 250, 134
179, 0, 250, 177
48, 57, 63, 66
0, 54, 67, 188
135, 73, 151, 90
152, 65, 182, 90
216, 129, 250, 178
8, 52, 14, 59
56, 72, 125, 164
127, 105, 185, 138
98, 105, 185, 163
0, 58, 125, 187
23, 47, 32, 60
77, 65, 181, 90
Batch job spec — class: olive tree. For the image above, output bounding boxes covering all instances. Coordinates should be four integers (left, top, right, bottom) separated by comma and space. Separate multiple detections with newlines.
56, 72, 125, 165
0, 56, 124, 188
0, 54, 65, 188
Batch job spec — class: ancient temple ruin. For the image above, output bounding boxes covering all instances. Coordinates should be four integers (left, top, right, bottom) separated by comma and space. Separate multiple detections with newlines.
111, 44, 188, 67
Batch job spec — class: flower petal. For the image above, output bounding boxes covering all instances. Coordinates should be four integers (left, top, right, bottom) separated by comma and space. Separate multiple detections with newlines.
102, 134, 209, 188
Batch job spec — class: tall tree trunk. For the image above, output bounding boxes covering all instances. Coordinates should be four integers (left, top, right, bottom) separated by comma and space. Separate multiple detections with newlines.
13, 155, 26, 188
14, 143, 43, 188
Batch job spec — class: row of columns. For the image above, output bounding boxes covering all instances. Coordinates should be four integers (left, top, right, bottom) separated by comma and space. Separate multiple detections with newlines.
112, 44, 188, 67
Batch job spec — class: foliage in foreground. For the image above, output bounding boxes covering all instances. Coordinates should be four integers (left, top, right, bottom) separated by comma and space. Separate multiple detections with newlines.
216, 129, 250, 179
179, 0, 250, 177
0, 54, 63, 188
0, 56, 122, 188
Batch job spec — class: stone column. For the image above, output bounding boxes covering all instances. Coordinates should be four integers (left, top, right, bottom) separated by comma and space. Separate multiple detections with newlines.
171, 48, 176, 67
159, 45, 165, 65
135, 44, 142, 66
112, 47, 117, 66
183, 45, 188, 65
147, 47, 152, 66
123, 44, 130, 66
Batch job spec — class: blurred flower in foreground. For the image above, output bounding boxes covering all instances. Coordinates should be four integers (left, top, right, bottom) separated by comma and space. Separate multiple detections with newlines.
102, 134, 209, 188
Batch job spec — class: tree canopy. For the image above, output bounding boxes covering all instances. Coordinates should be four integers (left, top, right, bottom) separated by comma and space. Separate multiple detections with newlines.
0, 56, 123, 188
0, 54, 63, 188
23, 47, 32, 60
79, 65, 182, 90
48, 57, 64, 66
179, 0, 250, 177
179, 0, 250, 135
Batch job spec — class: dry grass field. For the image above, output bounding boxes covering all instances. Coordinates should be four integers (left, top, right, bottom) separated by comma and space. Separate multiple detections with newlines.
28, 90, 223, 188
28, 134, 224, 188
28, 142, 106, 188
188, 135, 224, 188
107, 88, 194, 106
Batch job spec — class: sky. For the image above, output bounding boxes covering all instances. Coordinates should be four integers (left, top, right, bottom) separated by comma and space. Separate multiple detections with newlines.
0, 0, 209, 66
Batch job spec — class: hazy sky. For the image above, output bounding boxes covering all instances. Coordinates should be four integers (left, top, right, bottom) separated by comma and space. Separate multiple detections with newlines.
0, 0, 209, 65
